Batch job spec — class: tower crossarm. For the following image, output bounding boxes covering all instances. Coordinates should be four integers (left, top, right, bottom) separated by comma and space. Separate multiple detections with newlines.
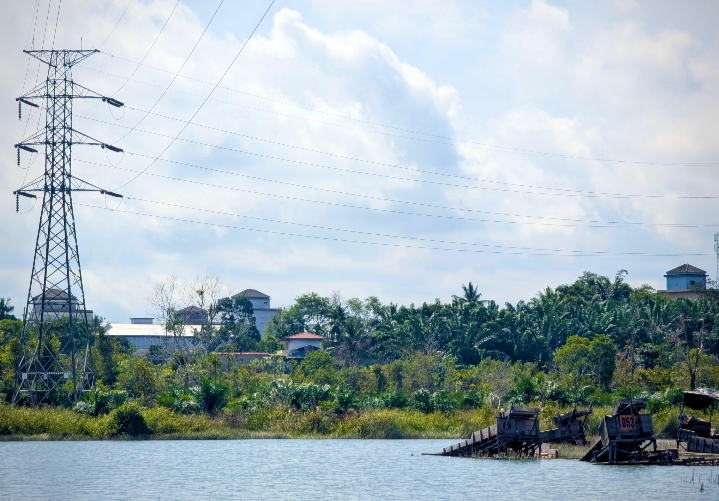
24, 49, 99, 68
14, 128, 123, 151
14, 174, 123, 198
18, 80, 124, 107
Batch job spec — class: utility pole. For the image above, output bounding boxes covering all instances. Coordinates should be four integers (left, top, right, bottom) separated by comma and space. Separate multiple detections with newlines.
12, 49, 124, 405
714, 232, 719, 285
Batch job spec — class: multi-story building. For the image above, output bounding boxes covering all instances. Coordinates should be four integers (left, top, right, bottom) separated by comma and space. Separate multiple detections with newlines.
231, 289, 277, 334
657, 264, 707, 300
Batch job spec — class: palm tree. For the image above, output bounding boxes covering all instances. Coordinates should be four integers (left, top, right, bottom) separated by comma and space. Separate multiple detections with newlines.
461, 282, 481, 303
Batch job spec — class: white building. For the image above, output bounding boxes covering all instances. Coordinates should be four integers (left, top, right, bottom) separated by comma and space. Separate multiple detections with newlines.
279, 332, 325, 359
104, 319, 195, 350
232, 289, 277, 334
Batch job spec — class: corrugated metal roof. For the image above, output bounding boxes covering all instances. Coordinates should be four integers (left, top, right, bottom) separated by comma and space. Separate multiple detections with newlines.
666, 264, 707, 275
232, 289, 270, 299
280, 332, 325, 341
104, 323, 197, 337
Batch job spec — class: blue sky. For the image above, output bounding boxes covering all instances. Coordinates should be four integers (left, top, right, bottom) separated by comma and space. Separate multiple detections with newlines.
1, 0, 718, 321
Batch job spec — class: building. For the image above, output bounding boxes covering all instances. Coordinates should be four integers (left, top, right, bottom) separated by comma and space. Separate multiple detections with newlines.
657, 264, 707, 300
178, 306, 208, 325
104, 318, 195, 351
232, 289, 277, 334
30, 288, 93, 323
213, 352, 270, 369
279, 332, 325, 359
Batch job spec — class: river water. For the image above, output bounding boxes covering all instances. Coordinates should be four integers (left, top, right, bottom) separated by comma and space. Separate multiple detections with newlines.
0, 439, 714, 500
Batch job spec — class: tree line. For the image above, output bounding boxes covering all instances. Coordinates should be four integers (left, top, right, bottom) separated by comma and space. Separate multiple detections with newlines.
0, 270, 717, 418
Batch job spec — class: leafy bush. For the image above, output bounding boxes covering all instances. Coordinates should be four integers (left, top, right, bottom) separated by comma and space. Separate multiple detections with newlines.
381, 391, 409, 409
290, 383, 332, 410
509, 376, 542, 405
94, 389, 128, 415
664, 388, 684, 406
333, 385, 357, 413
411, 389, 432, 413
460, 391, 484, 410
157, 387, 201, 415
198, 380, 229, 414
73, 401, 96, 416
74, 389, 127, 417
430, 391, 454, 413
112, 404, 150, 437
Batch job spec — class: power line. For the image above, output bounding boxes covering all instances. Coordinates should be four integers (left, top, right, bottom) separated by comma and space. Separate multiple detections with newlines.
22, 0, 41, 51
76, 114, 719, 200
114, 0, 276, 191
119, 196, 719, 247
89, 108, 719, 199
112, 0, 224, 144
18, 0, 55, 188
76, 155, 719, 228
114, 108, 610, 195
76, 160, 719, 228
96, 0, 133, 50
96, 155, 719, 228
92, 52, 719, 167
49, 0, 62, 50
76, 202, 711, 258
111, 0, 180, 96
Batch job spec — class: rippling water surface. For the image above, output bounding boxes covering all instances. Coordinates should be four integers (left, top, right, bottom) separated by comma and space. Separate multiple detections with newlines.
0, 439, 714, 500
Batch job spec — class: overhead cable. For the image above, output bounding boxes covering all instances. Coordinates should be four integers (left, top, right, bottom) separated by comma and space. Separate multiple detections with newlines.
76, 160, 719, 228
75, 202, 711, 258
111, 0, 180, 96
96, 0, 133, 50
77, 115, 719, 200
110, 0, 224, 145
75, 156, 719, 228
92, 53, 718, 167
112, 0, 276, 191
86, 155, 718, 228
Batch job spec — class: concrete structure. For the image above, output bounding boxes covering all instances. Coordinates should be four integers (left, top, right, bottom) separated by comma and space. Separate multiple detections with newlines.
232, 289, 277, 334
30, 288, 93, 322
178, 306, 208, 325
104, 322, 195, 350
213, 352, 270, 369
279, 332, 325, 359
657, 264, 708, 300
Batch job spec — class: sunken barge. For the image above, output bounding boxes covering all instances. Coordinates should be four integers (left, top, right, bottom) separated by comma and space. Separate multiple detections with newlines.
429, 390, 719, 465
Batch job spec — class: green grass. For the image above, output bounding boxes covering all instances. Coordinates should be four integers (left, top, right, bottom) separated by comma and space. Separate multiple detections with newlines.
0, 403, 686, 441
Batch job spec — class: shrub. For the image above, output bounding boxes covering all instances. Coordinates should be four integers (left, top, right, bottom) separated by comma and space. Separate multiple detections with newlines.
509, 376, 541, 405
94, 389, 128, 416
158, 388, 201, 415
460, 391, 483, 410
430, 391, 454, 413
541, 381, 566, 405
333, 385, 357, 413
112, 405, 150, 437
645, 395, 667, 414
411, 389, 432, 413
198, 380, 229, 414
74, 401, 96, 416
381, 391, 409, 409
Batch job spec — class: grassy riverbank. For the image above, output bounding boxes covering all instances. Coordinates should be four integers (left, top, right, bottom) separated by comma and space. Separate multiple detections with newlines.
0, 403, 682, 441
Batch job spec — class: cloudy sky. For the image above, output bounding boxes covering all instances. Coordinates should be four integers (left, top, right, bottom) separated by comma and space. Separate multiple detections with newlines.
1, 0, 718, 321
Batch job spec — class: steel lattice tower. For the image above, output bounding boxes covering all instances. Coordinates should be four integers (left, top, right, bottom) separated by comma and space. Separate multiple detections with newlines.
12, 49, 124, 404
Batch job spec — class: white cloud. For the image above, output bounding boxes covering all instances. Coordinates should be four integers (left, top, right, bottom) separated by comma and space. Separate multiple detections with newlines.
1, 0, 718, 321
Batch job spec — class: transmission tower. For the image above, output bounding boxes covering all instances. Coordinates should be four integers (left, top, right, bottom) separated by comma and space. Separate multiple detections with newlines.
714, 232, 719, 285
12, 49, 124, 404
